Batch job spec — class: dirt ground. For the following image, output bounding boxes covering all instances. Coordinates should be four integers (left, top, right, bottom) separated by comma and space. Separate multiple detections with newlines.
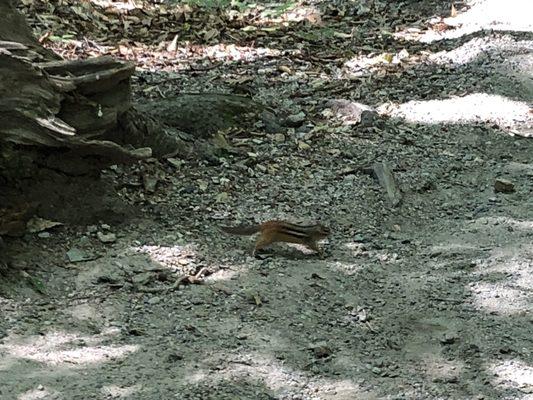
1, 0, 533, 399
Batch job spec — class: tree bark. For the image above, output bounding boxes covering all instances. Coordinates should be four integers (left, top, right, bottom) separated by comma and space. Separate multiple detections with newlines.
0, 0, 187, 179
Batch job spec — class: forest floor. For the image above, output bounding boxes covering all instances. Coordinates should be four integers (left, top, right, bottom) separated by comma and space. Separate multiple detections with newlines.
1, 0, 533, 399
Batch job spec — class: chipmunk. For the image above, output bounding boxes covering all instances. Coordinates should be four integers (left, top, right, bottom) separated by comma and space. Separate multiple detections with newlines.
221, 220, 330, 257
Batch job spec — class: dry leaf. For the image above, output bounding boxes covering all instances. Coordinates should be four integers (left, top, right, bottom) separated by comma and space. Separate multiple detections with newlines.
197, 180, 208, 191
382, 53, 394, 63
451, 4, 457, 17
211, 132, 231, 150
203, 28, 219, 42
27, 217, 63, 233
216, 192, 229, 203
298, 141, 311, 150
334, 31, 352, 39
166, 34, 179, 52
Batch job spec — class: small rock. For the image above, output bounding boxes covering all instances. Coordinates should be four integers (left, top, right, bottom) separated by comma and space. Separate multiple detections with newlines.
356, 308, 369, 322
285, 112, 306, 127
148, 296, 161, 305
132, 272, 153, 285
101, 224, 111, 231
190, 297, 204, 305
309, 343, 333, 358
77, 236, 91, 247
353, 234, 368, 243
494, 178, 515, 193
95, 271, 124, 285
66, 248, 92, 263
359, 109, 378, 127
128, 327, 145, 336
166, 158, 182, 168
298, 141, 311, 150
273, 133, 285, 142
97, 231, 117, 243
440, 333, 459, 345
166, 352, 183, 362
326, 99, 376, 125
499, 346, 512, 354
445, 375, 459, 383
143, 174, 158, 193
38, 232, 51, 238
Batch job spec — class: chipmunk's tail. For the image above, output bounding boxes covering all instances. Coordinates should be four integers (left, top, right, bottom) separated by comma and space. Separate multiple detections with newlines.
220, 225, 260, 236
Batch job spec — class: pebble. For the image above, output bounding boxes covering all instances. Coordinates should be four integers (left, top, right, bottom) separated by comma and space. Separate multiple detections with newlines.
494, 178, 515, 193
273, 133, 285, 142
285, 112, 306, 127
66, 248, 91, 263
97, 232, 117, 243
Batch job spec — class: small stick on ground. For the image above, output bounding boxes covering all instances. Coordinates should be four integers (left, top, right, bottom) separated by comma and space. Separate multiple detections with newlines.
372, 161, 402, 207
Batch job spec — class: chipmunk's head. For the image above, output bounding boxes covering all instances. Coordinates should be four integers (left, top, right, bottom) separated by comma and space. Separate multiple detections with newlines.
315, 224, 331, 238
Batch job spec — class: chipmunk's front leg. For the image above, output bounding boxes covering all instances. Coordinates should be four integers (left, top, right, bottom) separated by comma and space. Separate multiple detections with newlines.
253, 234, 274, 257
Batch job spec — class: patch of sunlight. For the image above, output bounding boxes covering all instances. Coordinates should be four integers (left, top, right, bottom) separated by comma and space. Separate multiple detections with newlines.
1, 331, 138, 366
382, 93, 531, 129
504, 162, 533, 175
64, 302, 104, 322
101, 384, 141, 398
329, 259, 366, 275
472, 217, 533, 233
344, 243, 362, 250
131, 43, 282, 72
18, 386, 57, 400
136, 44, 280, 67
204, 267, 238, 282
428, 36, 533, 65
422, 355, 464, 383
227, 3, 321, 26
489, 359, 533, 391
345, 52, 404, 73
473, 250, 532, 278
267, 5, 322, 25
470, 282, 531, 315
397, 0, 533, 42
90, 0, 136, 11
186, 352, 363, 397
427, 243, 480, 257
131, 244, 198, 270
188, 370, 208, 384
203, 44, 281, 62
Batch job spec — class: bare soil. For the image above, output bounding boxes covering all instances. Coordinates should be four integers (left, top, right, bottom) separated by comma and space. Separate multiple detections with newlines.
1, 1, 532, 399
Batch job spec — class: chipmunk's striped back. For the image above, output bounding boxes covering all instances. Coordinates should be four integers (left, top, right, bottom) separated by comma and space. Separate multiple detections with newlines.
220, 220, 330, 257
